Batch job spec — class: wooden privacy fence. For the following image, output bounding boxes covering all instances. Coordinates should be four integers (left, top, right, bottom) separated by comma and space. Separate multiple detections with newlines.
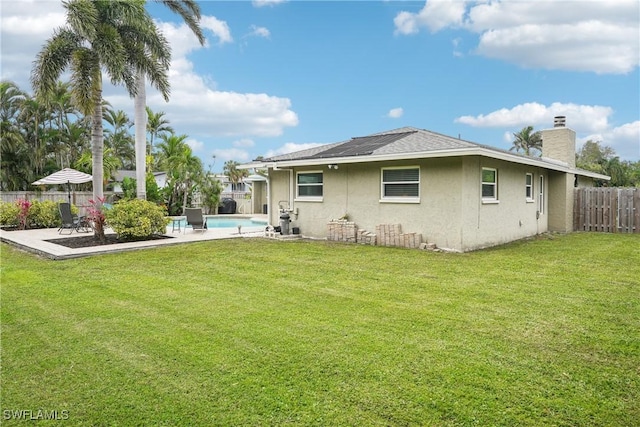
574, 188, 639, 233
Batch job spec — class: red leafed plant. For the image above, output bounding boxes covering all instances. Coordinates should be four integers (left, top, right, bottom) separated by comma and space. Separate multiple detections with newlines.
17, 199, 32, 230
87, 197, 106, 242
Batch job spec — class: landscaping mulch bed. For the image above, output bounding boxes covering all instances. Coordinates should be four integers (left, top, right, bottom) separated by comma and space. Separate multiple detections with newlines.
45, 234, 172, 249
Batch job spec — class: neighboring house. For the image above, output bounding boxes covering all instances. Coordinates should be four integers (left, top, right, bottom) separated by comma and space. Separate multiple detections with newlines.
213, 173, 250, 193
241, 117, 609, 252
214, 173, 258, 214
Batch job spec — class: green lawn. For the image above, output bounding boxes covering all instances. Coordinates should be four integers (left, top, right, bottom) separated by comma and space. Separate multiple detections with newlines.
1, 233, 639, 426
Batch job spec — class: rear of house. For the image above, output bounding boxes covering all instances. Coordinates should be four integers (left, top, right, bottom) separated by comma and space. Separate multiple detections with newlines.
244, 118, 609, 251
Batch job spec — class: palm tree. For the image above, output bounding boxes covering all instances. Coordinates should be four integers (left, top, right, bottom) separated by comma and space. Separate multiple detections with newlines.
103, 108, 135, 168
18, 93, 53, 179
75, 148, 123, 187
510, 126, 542, 156
157, 133, 203, 214
134, 0, 205, 200
31, 0, 171, 213
0, 81, 29, 190
46, 81, 82, 168
64, 120, 92, 172
146, 106, 174, 157
223, 160, 248, 191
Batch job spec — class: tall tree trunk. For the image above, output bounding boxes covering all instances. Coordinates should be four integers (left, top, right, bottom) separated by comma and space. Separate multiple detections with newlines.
134, 72, 147, 200
182, 179, 190, 213
91, 91, 104, 201
91, 81, 105, 241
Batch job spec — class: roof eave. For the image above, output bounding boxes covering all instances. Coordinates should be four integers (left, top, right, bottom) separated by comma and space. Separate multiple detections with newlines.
238, 161, 274, 170
268, 148, 611, 180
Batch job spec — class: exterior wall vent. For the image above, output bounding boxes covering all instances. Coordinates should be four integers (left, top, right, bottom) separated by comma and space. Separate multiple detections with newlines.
554, 116, 566, 127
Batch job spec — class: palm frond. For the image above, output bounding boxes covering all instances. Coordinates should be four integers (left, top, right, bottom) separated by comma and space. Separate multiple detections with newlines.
158, 0, 205, 45
64, 0, 98, 40
31, 29, 79, 100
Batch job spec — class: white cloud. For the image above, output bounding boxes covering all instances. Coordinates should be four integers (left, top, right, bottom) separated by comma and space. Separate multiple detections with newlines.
452, 37, 463, 57
394, 0, 640, 74
211, 148, 252, 163
476, 21, 638, 74
264, 142, 324, 158
456, 102, 639, 160
200, 16, 233, 45
104, 20, 298, 138
581, 121, 640, 160
0, 1, 65, 85
185, 138, 204, 152
252, 0, 287, 8
501, 131, 513, 145
387, 107, 404, 118
455, 102, 613, 134
233, 138, 255, 148
0, 4, 299, 161
247, 25, 270, 39
394, 0, 466, 35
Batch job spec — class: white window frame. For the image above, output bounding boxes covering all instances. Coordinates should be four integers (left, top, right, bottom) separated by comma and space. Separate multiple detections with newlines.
481, 167, 498, 203
295, 171, 323, 202
525, 173, 534, 202
538, 175, 545, 214
380, 166, 420, 203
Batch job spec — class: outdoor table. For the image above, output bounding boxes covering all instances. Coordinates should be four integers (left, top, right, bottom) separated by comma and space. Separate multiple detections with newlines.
171, 217, 184, 233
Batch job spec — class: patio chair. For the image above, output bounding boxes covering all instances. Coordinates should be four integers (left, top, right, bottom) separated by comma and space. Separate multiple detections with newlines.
185, 208, 208, 232
58, 202, 91, 234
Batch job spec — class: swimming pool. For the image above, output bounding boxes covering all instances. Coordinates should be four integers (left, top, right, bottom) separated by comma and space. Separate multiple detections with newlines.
205, 216, 267, 228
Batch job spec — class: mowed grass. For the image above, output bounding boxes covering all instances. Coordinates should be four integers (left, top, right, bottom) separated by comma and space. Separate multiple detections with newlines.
1, 233, 639, 426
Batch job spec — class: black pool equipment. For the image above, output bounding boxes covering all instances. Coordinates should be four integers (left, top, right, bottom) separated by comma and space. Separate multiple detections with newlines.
218, 198, 237, 214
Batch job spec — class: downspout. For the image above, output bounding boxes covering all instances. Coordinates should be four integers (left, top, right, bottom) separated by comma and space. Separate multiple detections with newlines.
289, 169, 295, 217
266, 175, 271, 220
272, 166, 296, 218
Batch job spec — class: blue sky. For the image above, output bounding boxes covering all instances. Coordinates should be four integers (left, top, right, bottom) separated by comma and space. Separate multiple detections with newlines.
1, 0, 639, 171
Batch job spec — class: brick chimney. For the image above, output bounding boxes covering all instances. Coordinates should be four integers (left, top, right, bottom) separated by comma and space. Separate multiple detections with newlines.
541, 116, 576, 167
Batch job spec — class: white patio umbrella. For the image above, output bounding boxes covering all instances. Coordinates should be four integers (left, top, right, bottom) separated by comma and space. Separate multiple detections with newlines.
32, 168, 93, 205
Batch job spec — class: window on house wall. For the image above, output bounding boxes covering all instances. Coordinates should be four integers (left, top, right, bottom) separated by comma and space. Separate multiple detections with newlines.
296, 171, 323, 199
381, 167, 420, 201
538, 175, 545, 213
481, 168, 498, 201
525, 173, 534, 201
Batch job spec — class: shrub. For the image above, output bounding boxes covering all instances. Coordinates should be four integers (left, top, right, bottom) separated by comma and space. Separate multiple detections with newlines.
28, 200, 62, 229
88, 197, 107, 242
0, 200, 77, 229
0, 202, 20, 227
16, 199, 31, 230
121, 177, 137, 200
105, 199, 170, 241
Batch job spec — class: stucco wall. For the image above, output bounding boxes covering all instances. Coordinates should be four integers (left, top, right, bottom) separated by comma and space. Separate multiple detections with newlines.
576, 175, 595, 188
459, 157, 548, 251
547, 171, 574, 233
268, 169, 293, 225
268, 157, 550, 251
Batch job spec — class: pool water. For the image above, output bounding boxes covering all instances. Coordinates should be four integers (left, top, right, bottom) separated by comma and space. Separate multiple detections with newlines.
205, 217, 267, 228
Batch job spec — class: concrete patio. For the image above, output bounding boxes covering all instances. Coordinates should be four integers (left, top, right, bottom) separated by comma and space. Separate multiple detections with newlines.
0, 215, 269, 260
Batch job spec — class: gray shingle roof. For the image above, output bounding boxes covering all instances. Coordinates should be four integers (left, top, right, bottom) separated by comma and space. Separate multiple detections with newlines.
249, 126, 609, 181
264, 126, 491, 161
265, 140, 349, 162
